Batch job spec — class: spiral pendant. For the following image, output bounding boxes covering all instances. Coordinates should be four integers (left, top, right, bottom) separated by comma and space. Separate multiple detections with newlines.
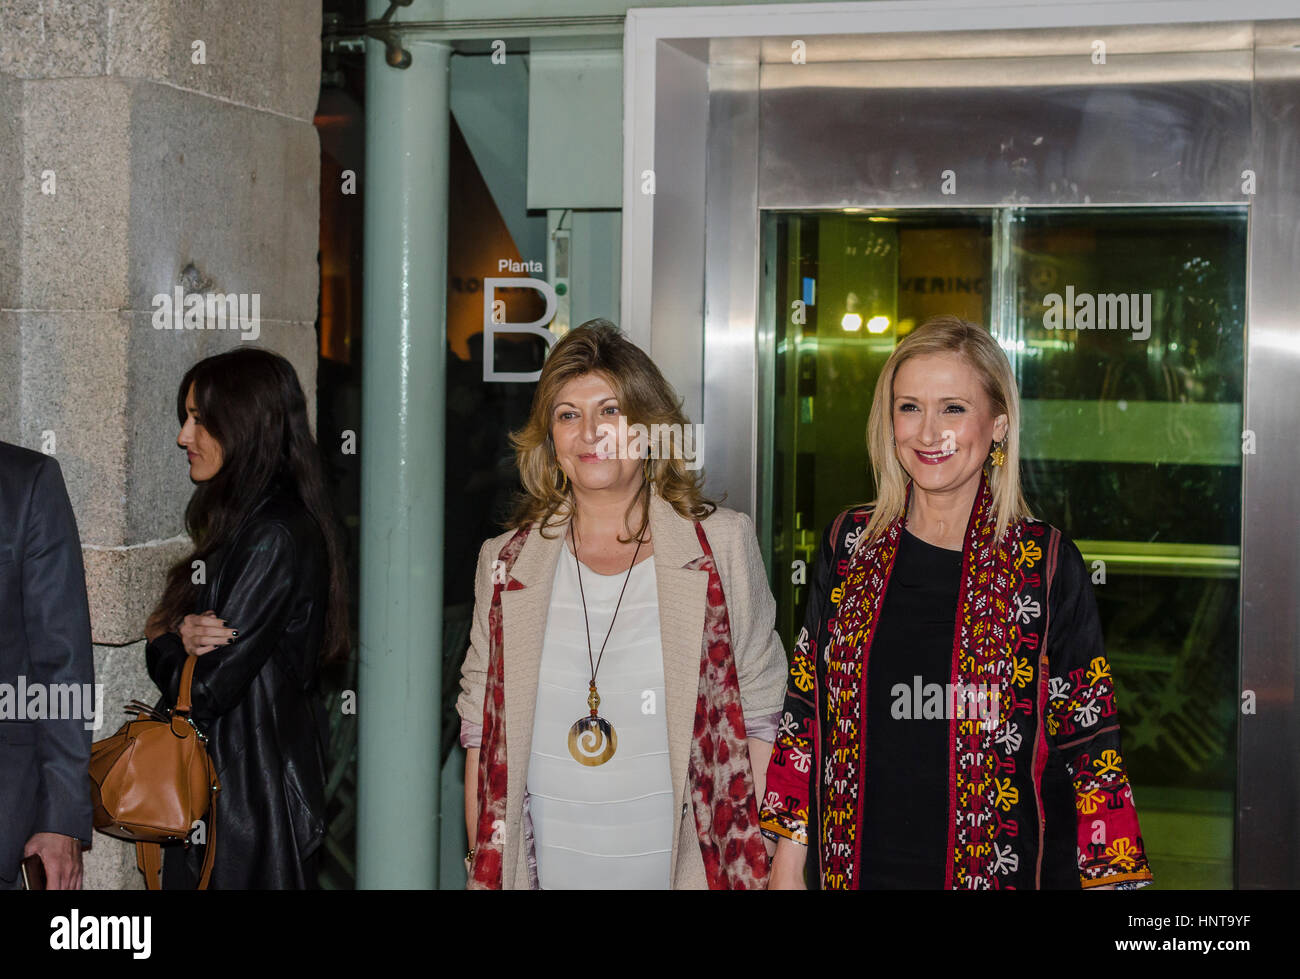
568, 715, 617, 766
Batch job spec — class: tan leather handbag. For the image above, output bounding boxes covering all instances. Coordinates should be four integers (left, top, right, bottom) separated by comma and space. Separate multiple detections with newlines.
88, 654, 221, 889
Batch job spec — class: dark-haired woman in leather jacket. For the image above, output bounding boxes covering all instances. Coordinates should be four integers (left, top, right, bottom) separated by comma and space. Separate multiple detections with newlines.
144, 348, 348, 889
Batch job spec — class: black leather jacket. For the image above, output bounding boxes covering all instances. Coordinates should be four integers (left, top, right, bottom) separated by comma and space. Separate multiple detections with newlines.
146, 483, 330, 889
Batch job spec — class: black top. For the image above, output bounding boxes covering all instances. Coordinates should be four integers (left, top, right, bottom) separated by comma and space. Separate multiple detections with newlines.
858, 528, 961, 889
854, 527, 1082, 890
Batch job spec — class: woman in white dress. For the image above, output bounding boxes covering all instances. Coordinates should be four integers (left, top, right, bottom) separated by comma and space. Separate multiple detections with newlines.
458, 320, 787, 889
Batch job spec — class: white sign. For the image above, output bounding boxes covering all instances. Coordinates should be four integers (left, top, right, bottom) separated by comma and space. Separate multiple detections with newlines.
482, 277, 557, 383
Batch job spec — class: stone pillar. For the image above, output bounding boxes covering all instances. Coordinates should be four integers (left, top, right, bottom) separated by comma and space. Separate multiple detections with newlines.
0, 1, 322, 889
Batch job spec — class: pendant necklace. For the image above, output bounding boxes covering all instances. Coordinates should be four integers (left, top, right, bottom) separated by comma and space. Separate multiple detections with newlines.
566, 518, 644, 767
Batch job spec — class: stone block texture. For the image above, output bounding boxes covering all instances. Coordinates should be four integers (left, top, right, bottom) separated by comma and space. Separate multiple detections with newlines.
83, 641, 153, 890
0, 71, 20, 310
0, 0, 323, 889
1, 0, 320, 121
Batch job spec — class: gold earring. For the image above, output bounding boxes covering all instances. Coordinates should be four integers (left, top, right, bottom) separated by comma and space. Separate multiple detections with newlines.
557, 466, 569, 493
644, 455, 653, 484
989, 439, 1006, 468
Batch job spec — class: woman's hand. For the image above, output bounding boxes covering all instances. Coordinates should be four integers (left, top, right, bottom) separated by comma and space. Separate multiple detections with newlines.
768, 836, 809, 890
179, 609, 237, 656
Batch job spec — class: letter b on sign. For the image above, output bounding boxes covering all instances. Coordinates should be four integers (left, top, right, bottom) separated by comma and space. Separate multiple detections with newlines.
483, 277, 558, 383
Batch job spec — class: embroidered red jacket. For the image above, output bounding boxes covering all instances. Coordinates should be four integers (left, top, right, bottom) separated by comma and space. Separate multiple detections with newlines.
760, 479, 1153, 890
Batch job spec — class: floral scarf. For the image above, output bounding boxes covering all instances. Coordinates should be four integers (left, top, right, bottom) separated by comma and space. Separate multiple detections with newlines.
468, 520, 769, 889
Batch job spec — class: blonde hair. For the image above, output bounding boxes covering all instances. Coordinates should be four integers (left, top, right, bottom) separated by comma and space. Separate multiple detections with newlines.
508, 319, 717, 538
864, 314, 1032, 547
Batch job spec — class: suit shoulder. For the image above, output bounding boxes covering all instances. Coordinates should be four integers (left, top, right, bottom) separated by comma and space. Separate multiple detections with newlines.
824, 504, 874, 542
1025, 521, 1090, 597
1024, 519, 1082, 558
699, 504, 747, 530
841, 503, 875, 521
480, 523, 534, 561
697, 505, 758, 550
0, 441, 61, 483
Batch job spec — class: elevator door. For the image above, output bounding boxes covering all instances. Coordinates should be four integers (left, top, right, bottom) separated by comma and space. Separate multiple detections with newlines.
761, 206, 1247, 889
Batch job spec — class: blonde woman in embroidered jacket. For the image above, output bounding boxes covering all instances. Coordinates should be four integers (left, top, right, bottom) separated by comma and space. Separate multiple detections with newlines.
762, 315, 1154, 890
457, 320, 786, 890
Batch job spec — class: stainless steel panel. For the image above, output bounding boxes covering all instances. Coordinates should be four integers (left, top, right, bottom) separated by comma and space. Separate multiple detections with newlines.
702, 54, 761, 513
1238, 21, 1300, 889
758, 52, 1253, 209
752, 22, 1258, 63
648, 39, 709, 426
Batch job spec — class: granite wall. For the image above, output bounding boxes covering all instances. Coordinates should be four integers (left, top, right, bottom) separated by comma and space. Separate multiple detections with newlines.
0, 0, 322, 889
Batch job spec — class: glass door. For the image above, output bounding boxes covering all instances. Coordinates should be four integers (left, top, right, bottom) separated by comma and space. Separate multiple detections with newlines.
760, 205, 1248, 889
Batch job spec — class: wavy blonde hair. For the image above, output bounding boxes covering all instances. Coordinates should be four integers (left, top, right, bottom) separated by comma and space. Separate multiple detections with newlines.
509, 319, 717, 538
863, 314, 1032, 547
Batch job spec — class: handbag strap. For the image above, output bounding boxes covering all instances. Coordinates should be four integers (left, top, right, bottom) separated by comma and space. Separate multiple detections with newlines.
135, 794, 217, 890
174, 653, 198, 716
136, 841, 161, 888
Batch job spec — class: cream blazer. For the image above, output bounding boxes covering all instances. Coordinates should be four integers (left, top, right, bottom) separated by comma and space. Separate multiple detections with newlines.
457, 493, 788, 889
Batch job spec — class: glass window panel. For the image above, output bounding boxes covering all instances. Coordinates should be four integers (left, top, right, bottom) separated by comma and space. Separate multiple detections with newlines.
1009, 207, 1246, 889
764, 210, 993, 642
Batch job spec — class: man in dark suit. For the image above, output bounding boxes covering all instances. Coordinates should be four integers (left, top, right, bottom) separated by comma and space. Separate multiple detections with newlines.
0, 440, 94, 889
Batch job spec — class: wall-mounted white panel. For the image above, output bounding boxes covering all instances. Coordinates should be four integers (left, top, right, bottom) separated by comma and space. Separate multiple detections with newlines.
528, 50, 623, 208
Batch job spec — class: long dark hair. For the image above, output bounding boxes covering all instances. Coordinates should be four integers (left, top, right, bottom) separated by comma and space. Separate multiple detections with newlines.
150, 348, 349, 665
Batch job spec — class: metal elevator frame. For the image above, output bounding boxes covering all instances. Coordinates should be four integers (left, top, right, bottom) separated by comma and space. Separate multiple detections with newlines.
623, 0, 1300, 889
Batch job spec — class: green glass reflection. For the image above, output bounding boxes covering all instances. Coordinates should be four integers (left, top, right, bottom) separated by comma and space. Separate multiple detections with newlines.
760, 206, 1246, 889
763, 210, 994, 639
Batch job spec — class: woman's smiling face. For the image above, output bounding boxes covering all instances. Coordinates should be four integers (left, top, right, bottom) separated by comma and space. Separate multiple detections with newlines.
550, 372, 643, 494
891, 352, 1007, 498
